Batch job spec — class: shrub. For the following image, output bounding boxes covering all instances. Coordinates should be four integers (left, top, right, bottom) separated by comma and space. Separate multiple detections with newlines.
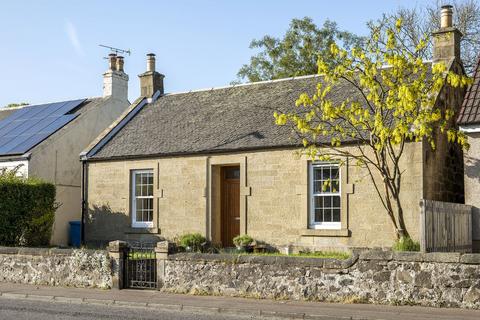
178, 233, 206, 252
393, 236, 420, 252
233, 234, 254, 247
0, 172, 56, 246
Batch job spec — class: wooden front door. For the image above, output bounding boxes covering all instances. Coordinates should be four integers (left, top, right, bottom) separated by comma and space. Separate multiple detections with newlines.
221, 166, 240, 247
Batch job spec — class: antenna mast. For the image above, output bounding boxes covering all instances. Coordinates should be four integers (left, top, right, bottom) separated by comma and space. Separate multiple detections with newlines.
99, 44, 131, 56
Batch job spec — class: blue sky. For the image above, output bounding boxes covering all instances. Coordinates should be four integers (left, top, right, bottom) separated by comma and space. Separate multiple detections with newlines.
0, 0, 426, 107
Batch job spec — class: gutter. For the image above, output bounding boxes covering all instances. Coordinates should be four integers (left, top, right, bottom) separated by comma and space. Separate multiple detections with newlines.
459, 123, 480, 133
0, 152, 31, 162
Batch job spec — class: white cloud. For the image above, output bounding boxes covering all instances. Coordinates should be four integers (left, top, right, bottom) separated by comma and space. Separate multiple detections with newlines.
65, 20, 84, 56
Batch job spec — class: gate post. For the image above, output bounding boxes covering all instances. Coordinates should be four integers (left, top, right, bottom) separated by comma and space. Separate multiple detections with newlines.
108, 240, 128, 290
155, 241, 171, 289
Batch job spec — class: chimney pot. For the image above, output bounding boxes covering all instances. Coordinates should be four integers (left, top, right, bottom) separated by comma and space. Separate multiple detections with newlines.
108, 53, 117, 71
441, 5, 453, 28
116, 56, 124, 72
147, 53, 156, 72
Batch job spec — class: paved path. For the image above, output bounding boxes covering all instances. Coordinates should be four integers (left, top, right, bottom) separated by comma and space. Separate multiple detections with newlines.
0, 283, 479, 320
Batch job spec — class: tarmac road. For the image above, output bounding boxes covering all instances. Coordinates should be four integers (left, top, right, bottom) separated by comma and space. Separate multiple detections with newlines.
0, 298, 265, 320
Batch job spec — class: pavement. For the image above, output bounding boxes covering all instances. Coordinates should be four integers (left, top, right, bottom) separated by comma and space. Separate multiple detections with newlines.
0, 283, 479, 320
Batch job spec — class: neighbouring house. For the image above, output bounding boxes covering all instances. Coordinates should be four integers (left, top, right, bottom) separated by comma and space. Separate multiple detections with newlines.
458, 57, 480, 252
0, 54, 130, 246
82, 8, 467, 250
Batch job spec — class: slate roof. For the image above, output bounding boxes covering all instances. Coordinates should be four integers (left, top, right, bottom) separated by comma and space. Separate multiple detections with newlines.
90, 75, 362, 160
458, 57, 480, 125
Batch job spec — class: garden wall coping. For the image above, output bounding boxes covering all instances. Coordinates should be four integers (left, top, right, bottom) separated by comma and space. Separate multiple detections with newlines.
168, 250, 480, 266
0, 246, 105, 256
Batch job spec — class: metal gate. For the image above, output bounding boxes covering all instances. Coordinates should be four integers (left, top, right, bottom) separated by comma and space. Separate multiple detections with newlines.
124, 242, 157, 289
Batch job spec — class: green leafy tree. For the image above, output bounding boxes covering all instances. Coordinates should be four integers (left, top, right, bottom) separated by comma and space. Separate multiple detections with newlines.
3, 102, 29, 109
236, 17, 364, 82
274, 18, 470, 239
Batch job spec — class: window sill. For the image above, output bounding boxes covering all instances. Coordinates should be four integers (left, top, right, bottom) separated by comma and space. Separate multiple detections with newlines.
125, 227, 160, 234
301, 228, 350, 237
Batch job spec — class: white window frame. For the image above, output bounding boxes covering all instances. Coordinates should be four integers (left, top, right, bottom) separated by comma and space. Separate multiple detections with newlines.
309, 162, 341, 230
131, 169, 154, 228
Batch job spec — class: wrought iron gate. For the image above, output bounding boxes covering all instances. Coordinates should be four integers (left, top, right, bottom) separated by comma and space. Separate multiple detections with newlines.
124, 242, 157, 289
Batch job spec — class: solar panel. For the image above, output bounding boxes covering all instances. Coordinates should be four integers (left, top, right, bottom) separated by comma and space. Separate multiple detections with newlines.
0, 99, 85, 155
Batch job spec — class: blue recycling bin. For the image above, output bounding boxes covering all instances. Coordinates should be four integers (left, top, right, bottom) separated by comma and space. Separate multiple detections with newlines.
69, 221, 81, 247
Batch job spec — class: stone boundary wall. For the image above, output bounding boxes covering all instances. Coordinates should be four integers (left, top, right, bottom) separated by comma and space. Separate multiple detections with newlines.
159, 250, 480, 309
0, 247, 112, 289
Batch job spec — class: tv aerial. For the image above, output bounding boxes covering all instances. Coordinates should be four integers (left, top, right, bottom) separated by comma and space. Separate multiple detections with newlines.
99, 44, 131, 57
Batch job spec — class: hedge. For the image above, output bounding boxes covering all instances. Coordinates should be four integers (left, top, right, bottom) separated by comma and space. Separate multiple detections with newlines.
0, 172, 56, 246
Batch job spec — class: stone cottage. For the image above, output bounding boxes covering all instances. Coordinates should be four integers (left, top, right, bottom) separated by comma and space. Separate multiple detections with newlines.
82, 8, 467, 250
458, 57, 480, 252
0, 54, 130, 245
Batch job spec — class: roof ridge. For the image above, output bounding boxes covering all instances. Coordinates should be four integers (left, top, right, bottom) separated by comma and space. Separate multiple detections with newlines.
163, 74, 321, 97
162, 60, 435, 97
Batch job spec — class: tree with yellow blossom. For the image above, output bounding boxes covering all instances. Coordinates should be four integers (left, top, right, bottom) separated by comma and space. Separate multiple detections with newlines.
274, 18, 471, 240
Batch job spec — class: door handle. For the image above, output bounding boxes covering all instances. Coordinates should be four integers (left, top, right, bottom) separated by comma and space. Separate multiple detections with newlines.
234, 217, 240, 221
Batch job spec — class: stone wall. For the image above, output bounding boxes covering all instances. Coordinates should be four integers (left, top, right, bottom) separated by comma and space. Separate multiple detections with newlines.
0, 247, 112, 289
160, 250, 480, 309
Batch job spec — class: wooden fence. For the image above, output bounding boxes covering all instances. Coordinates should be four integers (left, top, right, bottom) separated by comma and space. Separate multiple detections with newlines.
419, 199, 472, 253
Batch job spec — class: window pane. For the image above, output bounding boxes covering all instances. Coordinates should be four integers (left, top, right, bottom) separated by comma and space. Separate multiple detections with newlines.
142, 173, 149, 185
135, 173, 141, 185
314, 196, 323, 209
314, 167, 322, 180
136, 199, 143, 211
225, 167, 240, 179
324, 208, 332, 222
324, 181, 332, 193
324, 196, 332, 208
314, 208, 323, 222
332, 180, 339, 193
148, 174, 153, 185
147, 184, 153, 196
333, 209, 341, 222
136, 204, 143, 221
321, 167, 330, 179
333, 196, 340, 208
331, 167, 339, 179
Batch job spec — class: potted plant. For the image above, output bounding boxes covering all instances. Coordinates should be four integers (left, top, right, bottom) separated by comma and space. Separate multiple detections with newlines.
178, 233, 206, 252
233, 234, 254, 253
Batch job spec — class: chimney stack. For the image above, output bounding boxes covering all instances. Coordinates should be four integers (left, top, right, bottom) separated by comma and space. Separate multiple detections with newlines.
103, 53, 129, 101
432, 4, 462, 64
138, 53, 165, 98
